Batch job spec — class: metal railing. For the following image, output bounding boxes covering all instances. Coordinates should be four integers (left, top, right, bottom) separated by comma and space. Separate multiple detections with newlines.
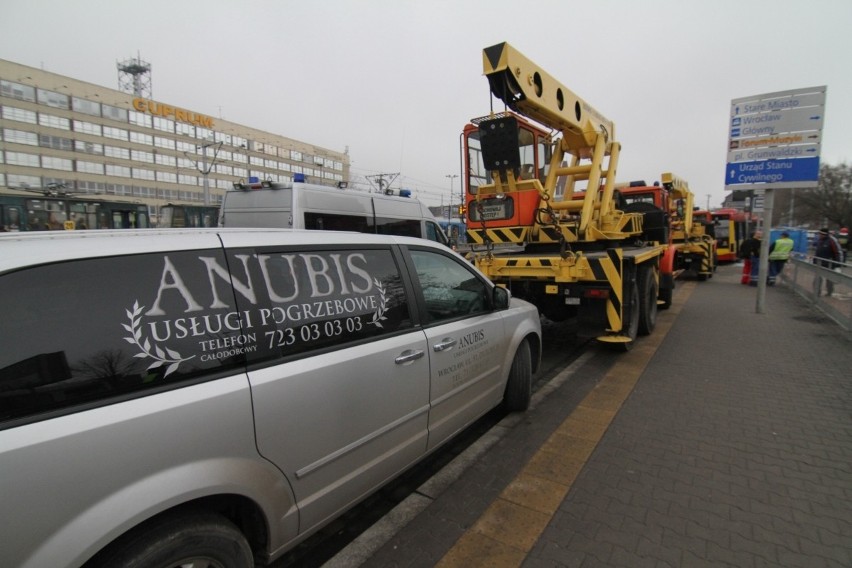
780, 254, 852, 331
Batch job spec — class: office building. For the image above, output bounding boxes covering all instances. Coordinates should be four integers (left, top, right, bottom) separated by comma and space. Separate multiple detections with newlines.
0, 58, 350, 223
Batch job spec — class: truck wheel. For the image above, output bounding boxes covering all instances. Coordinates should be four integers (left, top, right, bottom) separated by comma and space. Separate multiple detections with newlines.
90, 512, 253, 568
503, 339, 532, 412
637, 266, 657, 336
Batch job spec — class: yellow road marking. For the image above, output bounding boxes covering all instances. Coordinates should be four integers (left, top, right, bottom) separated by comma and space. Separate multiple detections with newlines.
436, 282, 697, 567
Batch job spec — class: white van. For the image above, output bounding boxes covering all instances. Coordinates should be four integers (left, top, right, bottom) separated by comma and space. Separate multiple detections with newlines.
220, 179, 450, 246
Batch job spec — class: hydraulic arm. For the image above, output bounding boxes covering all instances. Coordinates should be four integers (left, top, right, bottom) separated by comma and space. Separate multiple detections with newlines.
474, 42, 639, 243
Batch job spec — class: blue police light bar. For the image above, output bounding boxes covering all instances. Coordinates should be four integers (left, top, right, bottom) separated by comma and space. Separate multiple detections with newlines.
399, 189, 411, 198
249, 176, 259, 183
294, 173, 306, 182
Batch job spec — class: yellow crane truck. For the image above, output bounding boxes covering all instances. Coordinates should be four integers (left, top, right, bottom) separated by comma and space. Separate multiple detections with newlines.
462, 42, 668, 350
617, 173, 717, 306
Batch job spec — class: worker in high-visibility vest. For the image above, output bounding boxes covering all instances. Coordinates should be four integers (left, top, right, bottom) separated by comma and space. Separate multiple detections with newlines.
768, 231, 794, 285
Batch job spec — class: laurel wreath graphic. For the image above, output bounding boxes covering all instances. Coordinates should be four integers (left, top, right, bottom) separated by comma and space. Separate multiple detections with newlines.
122, 300, 195, 377
368, 278, 388, 328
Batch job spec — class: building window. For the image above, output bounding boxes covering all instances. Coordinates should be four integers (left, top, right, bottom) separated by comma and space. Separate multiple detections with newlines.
38, 113, 71, 131
105, 164, 131, 178
176, 122, 195, 137
155, 153, 176, 167
73, 120, 102, 136
41, 156, 74, 172
102, 105, 129, 122
75, 140, 104, 155
104, 146, 130, 160
215, 131, 232, 145
72, 97, 101, 116
2, 106, 37, 124
154, 136, 176, 150
7, 173, 41, 188
176, 140, 195, 153
103, 126, 128, 141
157, 171, 177, 183
76, 161, 104, 175
129, 131, 154, 146
39, 134, 73, 151
4, 129, 38, 146
178, 174, 197, 185
1, 80, 36, 102
37, 88, 70, 109
153, 117, 174, 133
6, 152, 41, 167
196, 127, 212, 140
77, 181, 106, 193
132, 168, 155, 181
131, 150, 154, 163
129, 110, 153, 128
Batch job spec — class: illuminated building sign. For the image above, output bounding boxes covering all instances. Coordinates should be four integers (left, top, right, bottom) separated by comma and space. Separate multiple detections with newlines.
132, 98, 214, 128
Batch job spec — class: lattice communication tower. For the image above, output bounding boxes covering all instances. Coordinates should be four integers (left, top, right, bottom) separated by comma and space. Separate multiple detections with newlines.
117, 55, 152, 98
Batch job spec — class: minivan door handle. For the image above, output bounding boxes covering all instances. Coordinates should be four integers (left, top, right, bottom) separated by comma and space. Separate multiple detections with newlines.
395, 349, 425, 365
432, 338, 457, 352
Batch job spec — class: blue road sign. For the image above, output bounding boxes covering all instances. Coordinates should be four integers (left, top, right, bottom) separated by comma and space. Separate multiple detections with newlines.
725, 156, 820, 186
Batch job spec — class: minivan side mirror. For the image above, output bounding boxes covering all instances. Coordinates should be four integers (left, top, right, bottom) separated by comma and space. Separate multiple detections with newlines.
492, 285, 510, 310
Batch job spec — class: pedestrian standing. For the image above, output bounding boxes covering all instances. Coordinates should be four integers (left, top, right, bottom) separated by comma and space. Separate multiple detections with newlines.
739, 231, 762, 286
768, 231, 794, 285
813, 228, 842, 296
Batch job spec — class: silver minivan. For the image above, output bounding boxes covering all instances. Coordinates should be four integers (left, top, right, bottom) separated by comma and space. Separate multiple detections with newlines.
0, 228, 541, 568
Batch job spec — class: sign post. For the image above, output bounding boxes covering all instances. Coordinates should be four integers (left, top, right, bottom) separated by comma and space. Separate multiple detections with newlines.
725, 86, 826, 313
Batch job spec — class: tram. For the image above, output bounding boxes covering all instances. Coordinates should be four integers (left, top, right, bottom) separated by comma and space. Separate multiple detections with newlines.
711, 208, 755, 263
158, 204, 219, 228
0, 193, 150, 231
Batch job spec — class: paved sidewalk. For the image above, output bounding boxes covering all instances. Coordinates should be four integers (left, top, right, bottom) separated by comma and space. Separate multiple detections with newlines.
526, 266, 852, 567
359, 264, 852, 567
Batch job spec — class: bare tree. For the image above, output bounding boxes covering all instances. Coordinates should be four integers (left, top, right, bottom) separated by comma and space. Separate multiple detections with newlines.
797, 163, 852, 229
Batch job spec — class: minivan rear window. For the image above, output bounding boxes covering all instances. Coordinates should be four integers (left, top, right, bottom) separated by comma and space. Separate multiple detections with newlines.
0, 249, 246, 424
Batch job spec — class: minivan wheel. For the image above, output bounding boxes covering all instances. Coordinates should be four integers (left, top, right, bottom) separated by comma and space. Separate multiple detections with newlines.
503, 339, 532, 412
90, 512, 253, 568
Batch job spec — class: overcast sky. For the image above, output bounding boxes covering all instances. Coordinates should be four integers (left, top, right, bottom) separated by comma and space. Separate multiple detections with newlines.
2, 0, 850, 208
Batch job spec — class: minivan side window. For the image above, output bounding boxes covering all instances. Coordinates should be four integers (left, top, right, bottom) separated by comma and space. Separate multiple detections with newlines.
0, 250, 246, 425
227, 247, 414, 365
409, 249, 490, 322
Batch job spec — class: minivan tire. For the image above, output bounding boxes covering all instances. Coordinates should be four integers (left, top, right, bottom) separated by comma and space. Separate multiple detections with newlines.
503, 339, 532, 412
89, 511, 253, 568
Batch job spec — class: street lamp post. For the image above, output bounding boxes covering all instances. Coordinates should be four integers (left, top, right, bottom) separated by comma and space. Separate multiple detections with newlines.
446, 174, 459, 220
185, 139, 223, 206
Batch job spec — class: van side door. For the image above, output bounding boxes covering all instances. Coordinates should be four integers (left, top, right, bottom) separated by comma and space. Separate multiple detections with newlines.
227, 244, 431, 534
402, 246, 510, 450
